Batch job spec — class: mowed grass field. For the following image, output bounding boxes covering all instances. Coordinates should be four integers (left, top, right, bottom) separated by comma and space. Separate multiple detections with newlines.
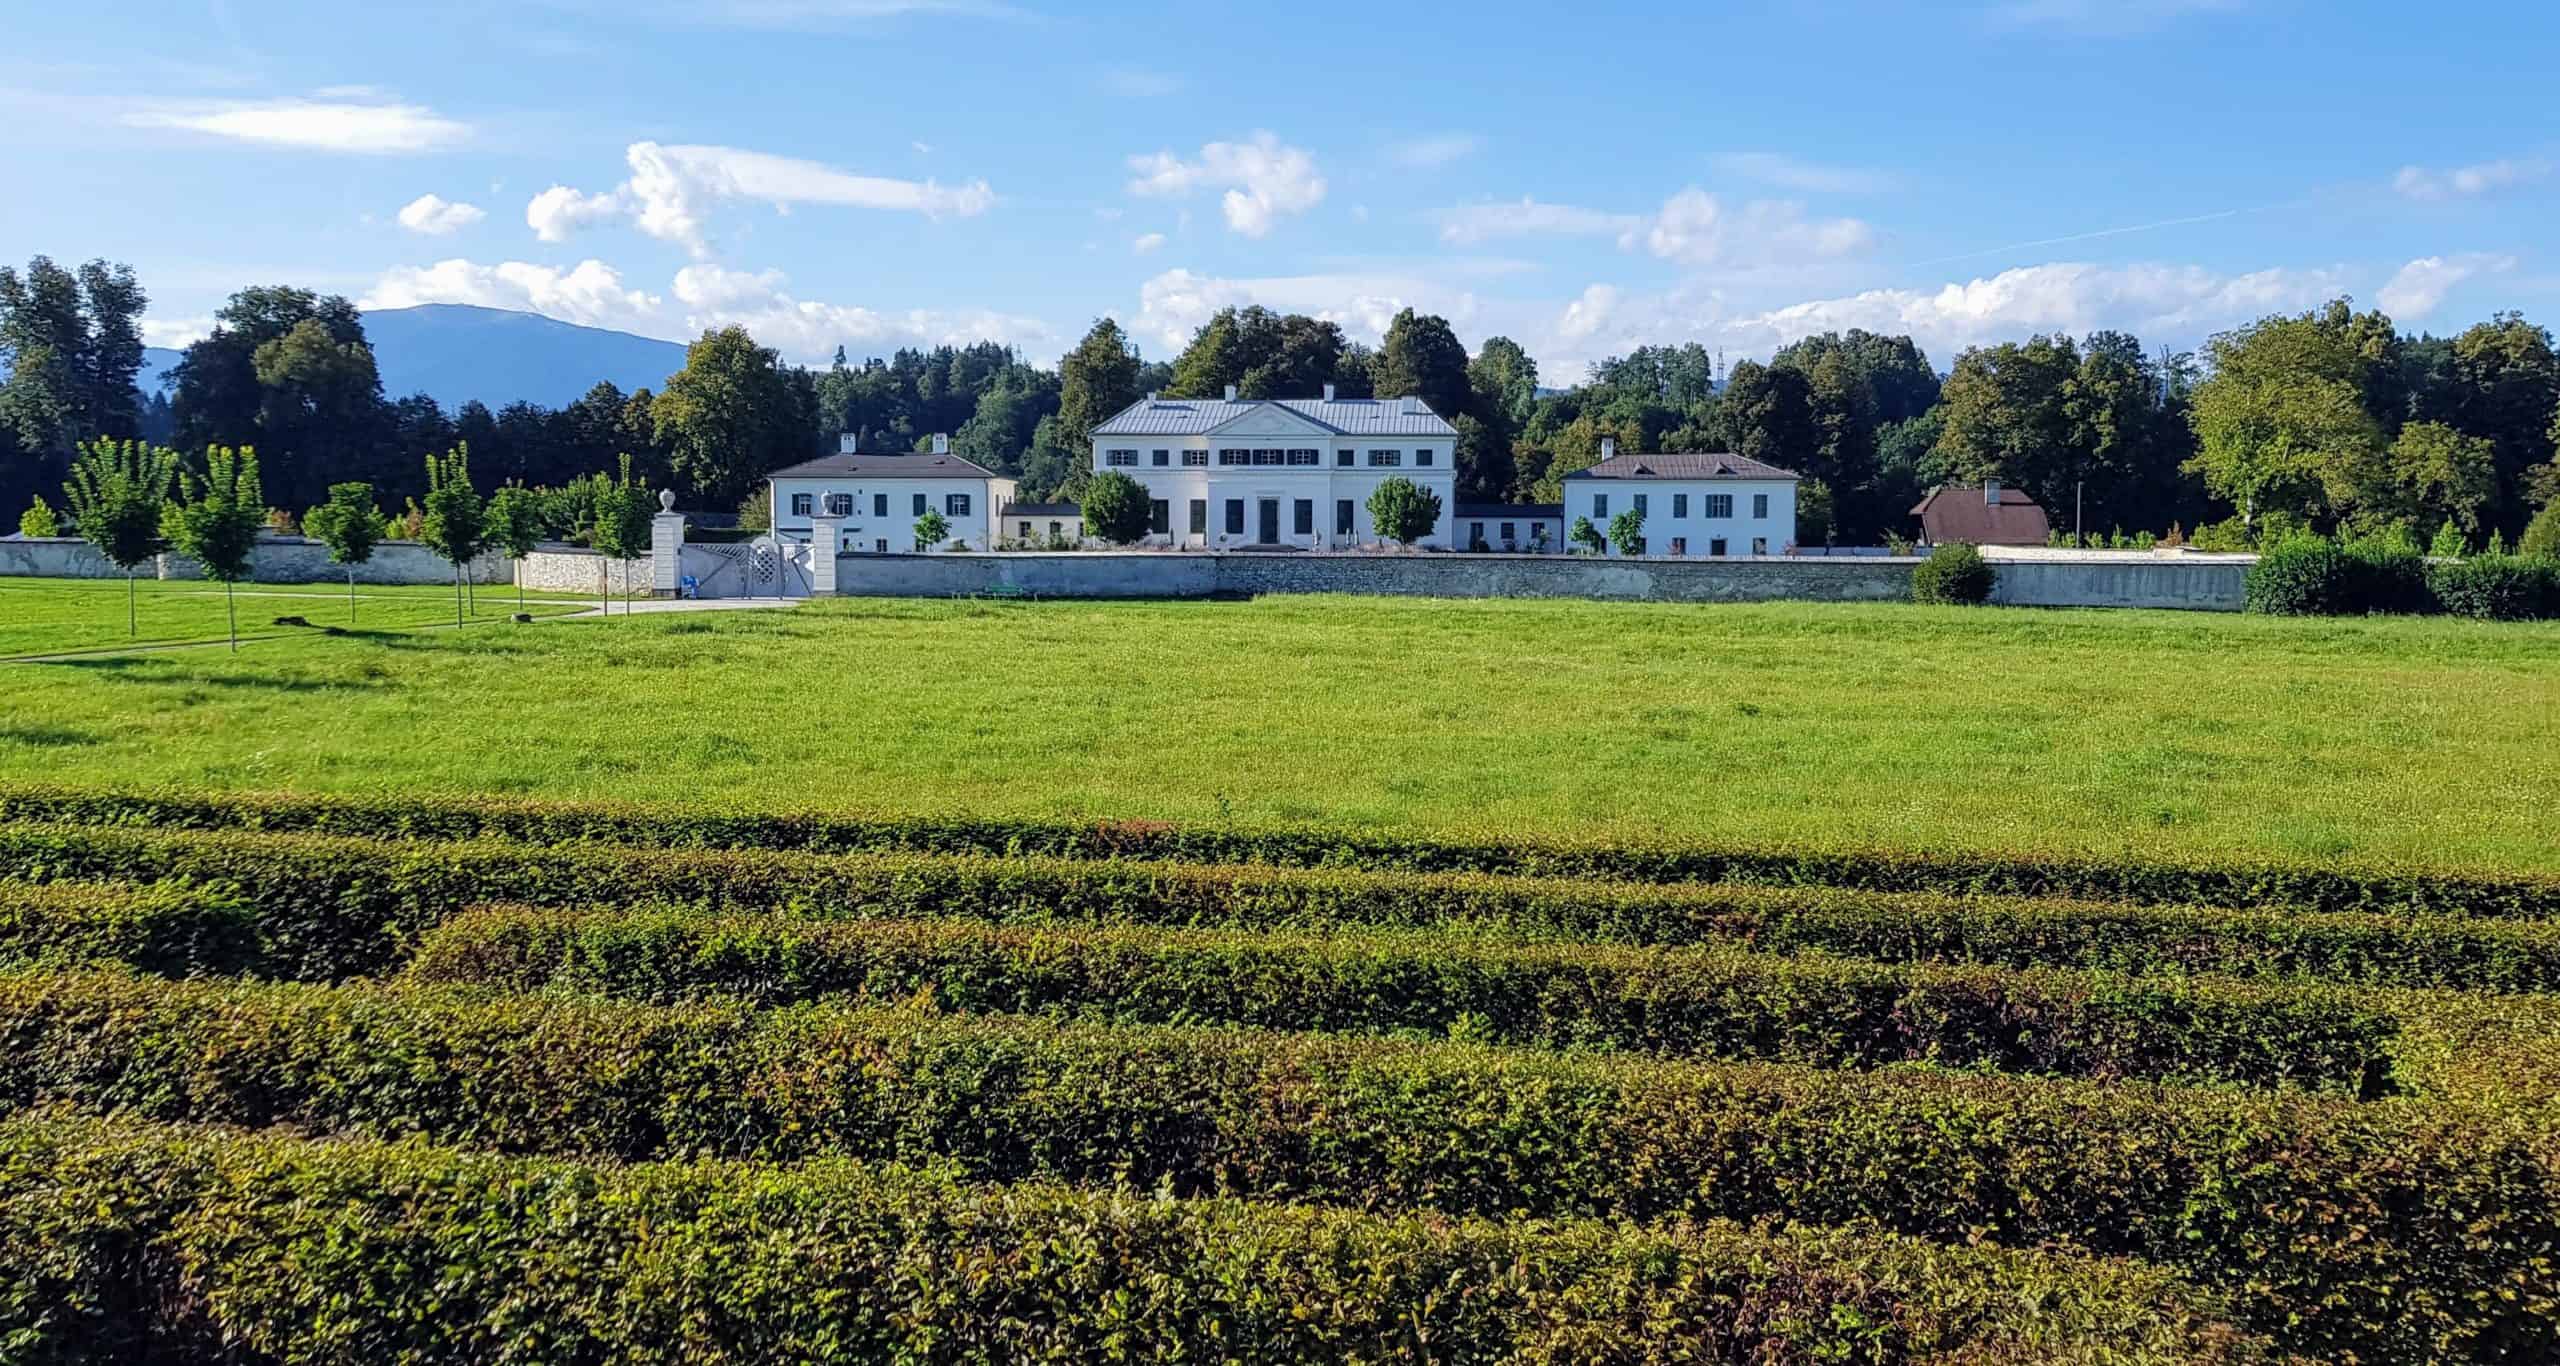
0, 575, 587, 657
3, 583, 2555, 873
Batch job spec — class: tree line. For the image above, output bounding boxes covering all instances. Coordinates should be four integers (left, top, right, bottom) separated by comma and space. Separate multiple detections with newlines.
6, 253, 2556, 551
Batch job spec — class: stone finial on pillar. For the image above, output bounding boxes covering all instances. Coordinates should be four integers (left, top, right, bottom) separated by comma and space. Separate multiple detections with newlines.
807, 517, 841, 596
650, 492, 686, 597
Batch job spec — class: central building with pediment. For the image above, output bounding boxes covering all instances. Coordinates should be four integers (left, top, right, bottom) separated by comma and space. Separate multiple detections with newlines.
1087, 386, 1459, 550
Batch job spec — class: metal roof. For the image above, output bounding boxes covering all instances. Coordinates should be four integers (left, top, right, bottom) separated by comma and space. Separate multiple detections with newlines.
999, 501, 1081, 517
1456, 503, 1565, 519
1092, 396, 1458, 438
1562, 451, 1800, 481
767, 451, 1001, 481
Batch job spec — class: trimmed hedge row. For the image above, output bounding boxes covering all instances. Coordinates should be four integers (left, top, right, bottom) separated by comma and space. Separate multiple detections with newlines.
0, 973, 2543, 1361
7, 782, 2554, 914
0, 1116, 2260, 1366
413, 906, 2412, 1093
0, 877, 262, 977
12, 823, 2560, 993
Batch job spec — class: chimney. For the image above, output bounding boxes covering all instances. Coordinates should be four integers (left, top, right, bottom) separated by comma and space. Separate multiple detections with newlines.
838, 432, 857, 455
1983, 479, 2001, 506
1146, 390, 1158, 401
932, 433, 950, 455
1600, 436, 1617, 460
1400, 395, 1423, 415
1322, 382, 1336, 402
1224, 383, 1239, 401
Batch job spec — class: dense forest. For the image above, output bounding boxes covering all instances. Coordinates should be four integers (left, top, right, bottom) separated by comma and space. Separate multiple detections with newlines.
5, 253, 2556, 548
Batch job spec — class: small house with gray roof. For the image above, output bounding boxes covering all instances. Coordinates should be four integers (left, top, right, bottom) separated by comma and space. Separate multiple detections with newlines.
767, 433, 1015, 554
1560, 438, 1801, 557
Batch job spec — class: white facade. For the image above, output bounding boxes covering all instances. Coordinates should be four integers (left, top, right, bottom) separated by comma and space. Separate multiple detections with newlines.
1090, 390, 1459, 549
1562, 445, 1800, 557
766, 436, 1015, 554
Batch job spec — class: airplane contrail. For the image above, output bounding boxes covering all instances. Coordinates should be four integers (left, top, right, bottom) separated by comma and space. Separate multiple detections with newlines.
1900, 206, 2274, 269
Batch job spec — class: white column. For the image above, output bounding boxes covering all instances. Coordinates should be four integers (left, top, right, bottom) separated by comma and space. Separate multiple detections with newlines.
650, 491, 685, 597
807, 516, 840, 596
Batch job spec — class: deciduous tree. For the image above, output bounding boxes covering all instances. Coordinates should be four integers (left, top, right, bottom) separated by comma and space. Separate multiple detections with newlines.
1078, 470, 1149, 546
301, 482, 385, 624
61, 437, 176, 636
420, 446, 486, 625
165, 446, 265, 650
652, 326, 808, 508
1366, 476, 1441, 548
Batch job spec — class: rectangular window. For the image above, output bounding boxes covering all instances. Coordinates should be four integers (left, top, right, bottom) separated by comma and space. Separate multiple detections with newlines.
1753, 493, 1770, 519
1149, 499, 1170, 534
1500, 521, 1516, 542
1018, 521, 1032, 540
1105, 449, 1139, 467
1181, 450, 1207, 467
874, 538, 887, 553
1706, 493, 1734, 518
1049, 521, 1064, 539
1151, 449, 1170, 467
1593, 494, 1608, 518
1188, 499, 1207, 535
912, 493, 927, 515
1293, 499, 1313, 535
1670, 537, 1687, 556
1414, 447, 1434, 467
945, 493, 970, 517
1218, 448, 1249, 467
1286, 448, 1319, 466
873, 493, 888, 517
1751, 537, 1768, 556
1334, 499, 1354, 535
1673, 493, 1688, 518
789, 493, 813, 516
824, 493, 853, 516
1224, 499, 1245, 535
1367, 449, 1402, 467
1633, 494, 1648, 515
1710, 538, 1728, 557
1336, 449, 1354, 467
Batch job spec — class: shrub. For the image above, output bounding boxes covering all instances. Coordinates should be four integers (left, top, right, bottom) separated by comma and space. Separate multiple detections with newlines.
0, 974, 2540, 1361
2243, 536, 2357, 615
0, 879, 260, 975
1078, 470, 1149, 545
411, 906, 2411, 1094
6, 788, 2557, 917
15, 497, 57, 538
1365, 477, 1441, 547
2339, 530, 2434, 615
1910, 542, 1995, 605
0, 1115, 2254, 1365
2430, 556, 2558, 621
2523, 502, 2560, 561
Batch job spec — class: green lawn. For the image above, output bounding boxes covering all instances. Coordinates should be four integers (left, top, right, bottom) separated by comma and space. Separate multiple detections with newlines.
0, 576, 587, 658
2, 589, 2555, 873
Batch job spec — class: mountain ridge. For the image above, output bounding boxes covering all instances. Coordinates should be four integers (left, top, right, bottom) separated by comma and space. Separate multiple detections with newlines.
139, 305, 689, 412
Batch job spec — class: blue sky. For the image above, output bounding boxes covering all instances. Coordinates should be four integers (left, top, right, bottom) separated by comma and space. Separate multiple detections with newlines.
5, 0, 2556, 384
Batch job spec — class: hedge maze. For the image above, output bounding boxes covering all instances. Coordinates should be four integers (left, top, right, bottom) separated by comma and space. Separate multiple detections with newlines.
2, 788, 2557, 1362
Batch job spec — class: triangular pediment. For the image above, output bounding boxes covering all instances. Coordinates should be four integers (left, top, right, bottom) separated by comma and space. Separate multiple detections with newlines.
1204, 402, 1340, 438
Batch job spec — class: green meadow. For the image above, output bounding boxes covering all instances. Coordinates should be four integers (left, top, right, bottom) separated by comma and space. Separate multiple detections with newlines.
3, 585, 2553, 874
0, 575, 586, 658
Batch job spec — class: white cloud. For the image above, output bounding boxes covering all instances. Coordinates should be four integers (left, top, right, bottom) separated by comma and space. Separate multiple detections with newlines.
521, 143, 996, 256
1132, 232, 1166, 254
1385, 133, 1481, 169
1641, 189, 1875, 267
1126, 132, 1325, 238
1556, 285, 1618, 341
1723, 261, 2343, 358
140, 316, 214, 350
395, 193, 485, 236
670, 263, 1053, 360
122, 96, 467, 153
1712, 151, 1898, 195
361, 258, 663, 331
1099, 66, 1183, 97
1132, 267, 1481, 352
1437, 197, 1643, 246
526, 184, 626, 242
2377, 253, 2516, 318
2392, 159, 2552, 201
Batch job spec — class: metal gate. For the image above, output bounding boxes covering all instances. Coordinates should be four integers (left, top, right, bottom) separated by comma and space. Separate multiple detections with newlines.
677, 535, 810, 598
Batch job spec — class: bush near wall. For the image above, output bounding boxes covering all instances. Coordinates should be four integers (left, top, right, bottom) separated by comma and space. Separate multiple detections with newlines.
0, 1116, 2261, 1366
2429, 555, 2560, 621
1910, 542, 1995, 605
412, 907, 2418, 1093
6, 785, 2556, 915
2244, 537, 2359, 615
0, 974, 2544, 1361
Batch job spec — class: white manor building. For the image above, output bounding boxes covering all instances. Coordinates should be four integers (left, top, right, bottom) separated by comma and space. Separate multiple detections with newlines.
1089, 386, 1459, 549
766, 434, 1015, 554
1562, 440, 1800, 557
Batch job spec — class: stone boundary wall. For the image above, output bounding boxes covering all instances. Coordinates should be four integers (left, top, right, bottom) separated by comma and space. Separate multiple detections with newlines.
1988, 557, 2248, 611
1, 536, 504, 585
517, 546, 651, 595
